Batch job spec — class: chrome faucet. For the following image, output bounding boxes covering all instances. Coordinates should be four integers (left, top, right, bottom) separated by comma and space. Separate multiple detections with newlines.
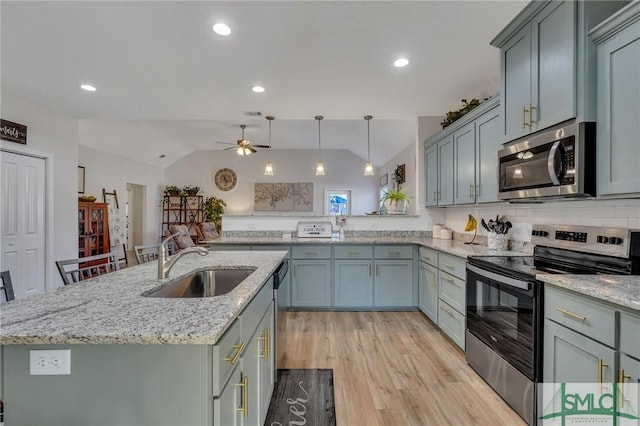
158, 234, 209, 279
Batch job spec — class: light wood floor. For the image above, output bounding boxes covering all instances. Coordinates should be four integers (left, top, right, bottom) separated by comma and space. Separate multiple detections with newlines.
278, 311, 526, 426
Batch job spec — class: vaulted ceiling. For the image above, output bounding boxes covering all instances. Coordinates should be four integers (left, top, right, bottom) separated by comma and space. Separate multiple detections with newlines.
1, 1, 527, 167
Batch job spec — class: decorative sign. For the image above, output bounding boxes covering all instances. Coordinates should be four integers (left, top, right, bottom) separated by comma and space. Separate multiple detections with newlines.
0, 119, 27, 145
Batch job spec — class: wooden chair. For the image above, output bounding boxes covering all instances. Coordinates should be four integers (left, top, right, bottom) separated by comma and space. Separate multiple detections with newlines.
134, 242, 175, 264
0, 270, 15, 302
55, 252, 120, 285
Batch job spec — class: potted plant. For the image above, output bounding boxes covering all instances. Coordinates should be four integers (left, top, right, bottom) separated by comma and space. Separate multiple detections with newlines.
379, 188, 411, 215
163, 185, 182, 197
183, 185, 200, 196
203, 196, 226, 232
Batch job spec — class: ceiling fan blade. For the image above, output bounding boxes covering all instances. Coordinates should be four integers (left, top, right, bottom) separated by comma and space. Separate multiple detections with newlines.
248, 146, 257, 154
215, 141, 234, 145
223, 146, 236, 151
251, 145, 271, 149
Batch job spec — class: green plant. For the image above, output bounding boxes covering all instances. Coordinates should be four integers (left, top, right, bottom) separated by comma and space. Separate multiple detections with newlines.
440, 98, 484, 128
379, 188, 411, 206
203, 196, 226, 231
183, 185, 200, 196
163, 185, 182, 197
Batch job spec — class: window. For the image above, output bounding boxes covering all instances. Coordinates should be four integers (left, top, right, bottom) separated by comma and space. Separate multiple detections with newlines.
324, 189, 351, 216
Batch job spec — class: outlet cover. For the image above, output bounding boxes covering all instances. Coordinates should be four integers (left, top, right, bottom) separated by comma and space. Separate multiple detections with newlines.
29, 349, 71, 375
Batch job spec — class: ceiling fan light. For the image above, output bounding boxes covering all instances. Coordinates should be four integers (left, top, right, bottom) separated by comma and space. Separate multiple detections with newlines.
315, 161, 325, 176
364, 162, 374, 176
264, 162, 274, 176
212, 23, 231, 36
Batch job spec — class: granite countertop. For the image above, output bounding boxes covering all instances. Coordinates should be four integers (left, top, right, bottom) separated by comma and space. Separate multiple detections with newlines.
537, 274, 640, 312
0, 251, 288, 345
207, 236, 523, 259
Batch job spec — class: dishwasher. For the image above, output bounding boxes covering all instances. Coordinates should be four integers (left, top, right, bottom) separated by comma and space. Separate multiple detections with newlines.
272, 259, 289, 371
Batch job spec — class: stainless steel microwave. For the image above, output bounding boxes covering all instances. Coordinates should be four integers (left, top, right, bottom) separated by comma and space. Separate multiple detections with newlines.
498, 121, 596, 201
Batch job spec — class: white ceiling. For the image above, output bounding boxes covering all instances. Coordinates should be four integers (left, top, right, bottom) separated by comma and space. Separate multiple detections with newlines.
1, 1, 527, 167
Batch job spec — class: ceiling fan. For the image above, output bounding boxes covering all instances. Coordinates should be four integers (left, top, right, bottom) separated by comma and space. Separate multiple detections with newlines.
216, 124, 270, 155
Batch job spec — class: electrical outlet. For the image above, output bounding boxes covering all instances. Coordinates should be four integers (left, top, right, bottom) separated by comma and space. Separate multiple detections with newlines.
29, 349, 71, 375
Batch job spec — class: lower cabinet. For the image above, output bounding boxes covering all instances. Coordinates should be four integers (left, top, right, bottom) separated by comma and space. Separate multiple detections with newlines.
291, 259, 331, 307
215, 367, 243, 426
334, 260, 374, 307
418, 260, 438, 323
259, 305, 275, 421
438, 300, 466, 349
375, 259, 414, 307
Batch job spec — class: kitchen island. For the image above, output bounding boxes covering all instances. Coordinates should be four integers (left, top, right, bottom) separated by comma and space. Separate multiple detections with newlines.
1, 250, 287, 426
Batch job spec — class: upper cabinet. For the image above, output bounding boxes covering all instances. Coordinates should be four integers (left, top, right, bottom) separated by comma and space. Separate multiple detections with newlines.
591, 1, 640, 197
425, 97, 501, 207
491, 0, 630, 144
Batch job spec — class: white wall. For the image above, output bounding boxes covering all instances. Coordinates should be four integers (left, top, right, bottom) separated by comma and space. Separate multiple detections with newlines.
78, 145, 164, 245
165, 148, 380, 216
0, 92, 78, 289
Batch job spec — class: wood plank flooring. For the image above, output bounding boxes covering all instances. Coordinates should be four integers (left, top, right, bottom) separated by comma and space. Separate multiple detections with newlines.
278, 311, 526, 426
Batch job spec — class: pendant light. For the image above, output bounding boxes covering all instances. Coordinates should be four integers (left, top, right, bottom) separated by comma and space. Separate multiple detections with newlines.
315, 115, 325, 176
264, 116, 274, 176
364, 115, 374, 176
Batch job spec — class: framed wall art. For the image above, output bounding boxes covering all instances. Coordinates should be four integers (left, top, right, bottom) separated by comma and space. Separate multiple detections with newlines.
78, 166, 85, 194
379, 173, 388, 187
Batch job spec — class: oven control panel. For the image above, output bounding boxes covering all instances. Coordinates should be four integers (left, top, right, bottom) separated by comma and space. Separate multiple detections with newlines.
531, 224, 630, 258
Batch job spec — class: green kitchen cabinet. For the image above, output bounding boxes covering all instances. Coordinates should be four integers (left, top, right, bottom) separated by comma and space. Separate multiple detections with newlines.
492, 0, 627, 143
592, 2, 640, 197
453, 121, 477, 205
215, 367, 243, 426
544, 319, 616, 385
291, 259, 331, 307
334, 260, 374, 307
474, 105, 501, 203
374, 259, 414, 307
424, 136, 454, 207
418, 259, 438, 323
259, 304, 276, 421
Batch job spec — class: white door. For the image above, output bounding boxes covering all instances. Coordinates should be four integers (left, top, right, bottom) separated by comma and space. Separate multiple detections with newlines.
1, 151, 46, 299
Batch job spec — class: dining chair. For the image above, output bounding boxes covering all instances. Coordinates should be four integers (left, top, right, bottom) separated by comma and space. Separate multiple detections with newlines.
0, 270, 15, 302
55, 252, 120, 285
134, 242, 175, 264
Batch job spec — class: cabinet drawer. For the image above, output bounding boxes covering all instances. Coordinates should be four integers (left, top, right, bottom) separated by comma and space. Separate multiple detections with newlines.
621, 311, 640, 360
438, 300, 465, 350
334, 245, 373, 259
418, 246, 438, 267
438, 252, 466, 280
374, 245, 413, 259
212, 319, 242, 397
438, 271, 465, 314
291, 245, 331, 259
241, 279, 274, 341
545, 286, 616, 348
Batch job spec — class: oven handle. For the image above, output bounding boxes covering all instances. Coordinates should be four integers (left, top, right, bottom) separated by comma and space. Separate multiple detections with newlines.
547, 141, 564, 186
466, 264, 532, 291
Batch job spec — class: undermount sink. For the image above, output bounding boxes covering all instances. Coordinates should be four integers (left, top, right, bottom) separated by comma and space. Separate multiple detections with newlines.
145, 268, 256, 298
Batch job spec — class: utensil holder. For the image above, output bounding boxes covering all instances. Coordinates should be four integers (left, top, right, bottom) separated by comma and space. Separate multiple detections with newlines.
487, 233, 508, 250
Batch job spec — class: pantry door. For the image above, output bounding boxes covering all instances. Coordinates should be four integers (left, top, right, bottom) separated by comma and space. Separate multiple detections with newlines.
0, 150, 46, 300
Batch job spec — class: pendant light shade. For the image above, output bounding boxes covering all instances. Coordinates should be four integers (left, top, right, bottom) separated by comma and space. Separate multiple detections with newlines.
264, 116, 275, 176
315, 115, 325, 176
364, 115, 374, 176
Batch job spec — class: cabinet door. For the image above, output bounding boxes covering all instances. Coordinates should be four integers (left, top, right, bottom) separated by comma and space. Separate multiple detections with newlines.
259, 304, 276, 425
530, 0, 576, 132
475, 107, 501, 203
214, 366, 242, 426
334, 260, 374, 307
453, 122, 477, 205
374, 259, 414, 307
597, 19, 640, 196
418, 261, 438, 323
501, 24, 532, 141
241, 330, 262, 426
425, 144, 439, 207
291, 260, 331, 307
544, 319, 616, 385
619, 353, 640, 426
437, 136, 454, 206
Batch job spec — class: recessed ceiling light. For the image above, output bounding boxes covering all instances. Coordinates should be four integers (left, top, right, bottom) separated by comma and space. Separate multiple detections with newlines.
252, 86, 265, 93
393, 58, 410, 68
212, 23, 231, 36
80, 84, 96, 92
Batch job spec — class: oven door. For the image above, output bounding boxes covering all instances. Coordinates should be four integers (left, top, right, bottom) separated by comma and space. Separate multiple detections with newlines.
466, 264, 538, 381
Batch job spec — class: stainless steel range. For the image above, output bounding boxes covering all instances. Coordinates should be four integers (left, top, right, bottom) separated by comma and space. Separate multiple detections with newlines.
465, 225, 640, 425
